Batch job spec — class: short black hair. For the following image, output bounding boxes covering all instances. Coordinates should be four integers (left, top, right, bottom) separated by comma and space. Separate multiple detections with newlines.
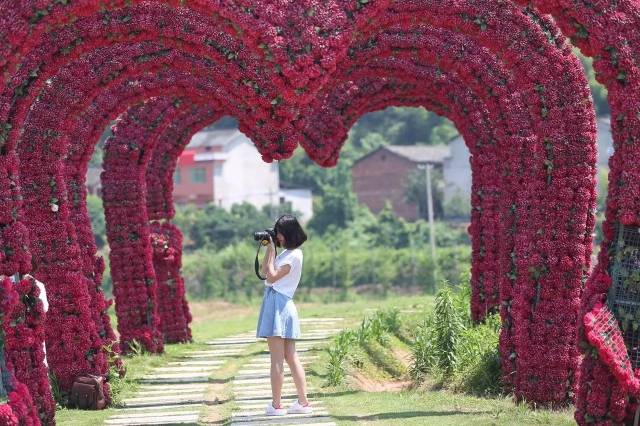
274, 214, 307, 249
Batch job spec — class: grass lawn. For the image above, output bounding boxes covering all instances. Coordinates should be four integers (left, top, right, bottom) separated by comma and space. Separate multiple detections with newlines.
56, 292, 575, 425
304, 337, 575, 426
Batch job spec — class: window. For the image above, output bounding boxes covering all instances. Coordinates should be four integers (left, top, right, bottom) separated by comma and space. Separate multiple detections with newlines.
190, 167, 206, 183
173, 168, 181, 184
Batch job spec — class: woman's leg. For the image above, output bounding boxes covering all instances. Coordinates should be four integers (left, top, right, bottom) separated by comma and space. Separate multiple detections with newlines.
267, 336, 286, 408
284, 339, 309, 405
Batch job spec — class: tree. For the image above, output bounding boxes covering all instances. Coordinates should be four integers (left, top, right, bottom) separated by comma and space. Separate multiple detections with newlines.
308, 162, 357, 234
404, 167, 445, 219
574, 48, 610, 117
367, 201, 412, 249
173, 202, 275, 250
348, 106, 458, 147
87, 194, 106, 248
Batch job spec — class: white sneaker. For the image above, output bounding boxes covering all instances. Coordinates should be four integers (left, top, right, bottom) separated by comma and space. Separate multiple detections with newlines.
288, 399, 313, 414
265, 402, 286, 416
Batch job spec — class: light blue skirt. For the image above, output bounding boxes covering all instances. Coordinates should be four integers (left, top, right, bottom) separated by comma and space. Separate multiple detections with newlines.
256, 286, 301, 339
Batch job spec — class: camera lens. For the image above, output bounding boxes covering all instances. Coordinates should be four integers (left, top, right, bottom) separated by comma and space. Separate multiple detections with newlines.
254, 231, 269, 242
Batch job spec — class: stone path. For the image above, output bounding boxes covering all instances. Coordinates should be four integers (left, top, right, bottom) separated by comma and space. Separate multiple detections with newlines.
229, 317, 344, 426
104, 332, 254, 426
103, 317, 344, 425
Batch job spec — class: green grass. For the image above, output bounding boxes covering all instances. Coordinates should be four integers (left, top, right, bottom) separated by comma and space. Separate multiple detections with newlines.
314, 389, 575, 425
56, 292, 575, 426
299, 296, 575, 426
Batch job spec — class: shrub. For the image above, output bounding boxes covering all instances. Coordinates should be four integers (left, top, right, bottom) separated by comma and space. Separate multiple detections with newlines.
410, 286, 503, 396
326, 330, 357, 386
410, 312, 438, 383
450, 313, 501, 395
432, 287, 466, 375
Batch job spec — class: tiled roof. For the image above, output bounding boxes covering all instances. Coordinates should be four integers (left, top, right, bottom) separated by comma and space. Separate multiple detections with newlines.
383, 144, 451, 163
187, 128, 247, 149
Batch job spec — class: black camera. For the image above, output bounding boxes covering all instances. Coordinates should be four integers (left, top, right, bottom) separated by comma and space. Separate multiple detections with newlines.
253, 228, 276, 244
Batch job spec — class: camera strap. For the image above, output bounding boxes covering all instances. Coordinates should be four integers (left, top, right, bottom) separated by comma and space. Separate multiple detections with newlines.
254, 242, 277, 281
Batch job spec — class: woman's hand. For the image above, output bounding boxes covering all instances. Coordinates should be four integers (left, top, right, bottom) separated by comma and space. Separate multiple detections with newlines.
261, 236, 276, 279
267, 235, 276, 254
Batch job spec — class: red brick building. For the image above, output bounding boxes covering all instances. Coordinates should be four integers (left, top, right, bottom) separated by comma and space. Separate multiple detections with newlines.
351, 145, 450, 221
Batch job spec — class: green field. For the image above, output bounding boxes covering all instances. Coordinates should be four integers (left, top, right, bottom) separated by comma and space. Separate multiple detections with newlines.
57, 293, 574, 425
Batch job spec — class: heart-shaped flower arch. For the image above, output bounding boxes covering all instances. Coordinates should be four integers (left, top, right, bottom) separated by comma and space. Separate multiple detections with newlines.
0, 1, 638, 424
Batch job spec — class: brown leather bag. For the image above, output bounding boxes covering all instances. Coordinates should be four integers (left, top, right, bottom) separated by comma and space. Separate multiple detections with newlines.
68, 374, 107, 410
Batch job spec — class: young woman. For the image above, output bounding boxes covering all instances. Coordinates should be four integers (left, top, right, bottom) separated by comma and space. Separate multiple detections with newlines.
256, 214, 312, 416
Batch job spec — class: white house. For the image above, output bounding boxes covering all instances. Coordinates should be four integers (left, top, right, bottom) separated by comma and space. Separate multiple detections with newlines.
174, 126, 313, 223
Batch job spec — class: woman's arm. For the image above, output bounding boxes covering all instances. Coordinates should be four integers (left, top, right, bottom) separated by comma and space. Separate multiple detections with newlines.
260, 246, 269, 276
266, 264, 291, 284
264, 237, 291, 284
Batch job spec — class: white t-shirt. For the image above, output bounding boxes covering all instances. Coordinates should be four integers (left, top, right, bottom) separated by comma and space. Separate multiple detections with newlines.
265, 248, 303, 298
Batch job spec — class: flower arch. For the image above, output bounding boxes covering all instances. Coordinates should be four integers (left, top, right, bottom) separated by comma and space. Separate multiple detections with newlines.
6, 0, 640, 421
102, 96, 218, 351
508, 0, 640, 423
297, 7, 597, 404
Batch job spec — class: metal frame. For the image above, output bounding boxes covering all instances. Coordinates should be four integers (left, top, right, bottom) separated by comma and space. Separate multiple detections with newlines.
607, 223, 640, 368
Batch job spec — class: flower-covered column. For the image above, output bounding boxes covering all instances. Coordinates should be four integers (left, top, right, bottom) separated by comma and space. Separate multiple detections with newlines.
150, 222, 192, 343
3, 276, 55, 424
146, 106, 219, 221
103, 97, 188, 353
510, 0, 640, 421
145, 105, 218, 343
0, 278, 40, 425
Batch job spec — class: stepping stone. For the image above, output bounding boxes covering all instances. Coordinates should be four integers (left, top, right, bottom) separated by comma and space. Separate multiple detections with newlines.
123, 392, 204, 406
206, 339, 258, 345
234, 382, 296, 390
153, 366, 220, 373
234, 391, 298, 399
190, 349, 246, 355
236, 391, 300, 400
167, 360, 225, 367
248, 354, 318, 362
230, 418, 335, 426
138, 377, 209, 384
104, 413, 199, 425
126, 388, 204, 397
243, 362, 311, 370
122, 395, 205, 406
108, 410, 199, 420
236, 402, 324, 411
112, 402, 203, 412
232, 409, 330, 420
234, 397, 318, 404
185, 353, 239, 359
233, 374, 280, 380
234, 370, 293, 377
137, 383, 208, 392
254, 347, 314, 355
234, 378, 288, 385
234, 384, 298, 392
142, 372, 210, 378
